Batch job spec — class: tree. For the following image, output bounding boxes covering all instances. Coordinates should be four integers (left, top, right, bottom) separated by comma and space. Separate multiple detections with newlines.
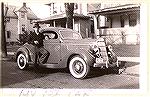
1, 2, 7, 57
65, 3, 74, 29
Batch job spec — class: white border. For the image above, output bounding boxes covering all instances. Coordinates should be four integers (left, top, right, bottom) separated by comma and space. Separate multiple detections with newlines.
1, 0, 149, 97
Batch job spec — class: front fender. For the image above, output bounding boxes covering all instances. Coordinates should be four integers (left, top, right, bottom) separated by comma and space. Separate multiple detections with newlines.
66, 49, 95, 67
77, 50, 95, 66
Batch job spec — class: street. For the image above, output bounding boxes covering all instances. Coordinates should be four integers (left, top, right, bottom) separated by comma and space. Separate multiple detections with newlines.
1, 59, 139, 89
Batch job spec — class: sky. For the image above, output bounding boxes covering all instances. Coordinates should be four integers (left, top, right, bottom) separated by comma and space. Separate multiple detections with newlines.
3, 0, 50, 19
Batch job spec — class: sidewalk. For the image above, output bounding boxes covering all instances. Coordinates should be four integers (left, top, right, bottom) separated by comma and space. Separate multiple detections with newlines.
118, 57, 140, 62
123, 65, 139, 76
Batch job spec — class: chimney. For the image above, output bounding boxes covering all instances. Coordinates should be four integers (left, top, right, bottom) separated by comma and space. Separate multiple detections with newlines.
23, 2, 26, 7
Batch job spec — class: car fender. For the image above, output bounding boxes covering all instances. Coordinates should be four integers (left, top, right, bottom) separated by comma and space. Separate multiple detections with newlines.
16, 47, 30, 63
66, 50, 95, 68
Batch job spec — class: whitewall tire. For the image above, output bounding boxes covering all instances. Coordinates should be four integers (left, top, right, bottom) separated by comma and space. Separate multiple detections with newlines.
17, 53, 28, 70
69, 56, 90, 79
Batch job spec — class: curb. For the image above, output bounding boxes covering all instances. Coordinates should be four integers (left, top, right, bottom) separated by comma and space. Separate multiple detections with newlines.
118, 57, 140, 62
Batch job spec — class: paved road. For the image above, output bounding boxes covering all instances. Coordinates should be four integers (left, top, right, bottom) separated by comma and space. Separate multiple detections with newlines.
1, 60, 139, 89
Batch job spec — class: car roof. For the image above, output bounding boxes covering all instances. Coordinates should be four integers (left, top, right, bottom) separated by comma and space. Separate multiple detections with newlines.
40, 27, 74, 33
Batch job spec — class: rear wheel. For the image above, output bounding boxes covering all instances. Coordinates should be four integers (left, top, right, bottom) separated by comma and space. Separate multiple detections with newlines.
17, 53, 29, 70
69, 56, 90, 79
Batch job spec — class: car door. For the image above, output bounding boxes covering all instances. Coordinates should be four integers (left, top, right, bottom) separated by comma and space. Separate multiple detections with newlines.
43, 31, 61, 64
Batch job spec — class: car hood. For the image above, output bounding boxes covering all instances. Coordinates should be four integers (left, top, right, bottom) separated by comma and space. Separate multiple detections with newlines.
62, 38, 105, 45
63, 38, 96, 44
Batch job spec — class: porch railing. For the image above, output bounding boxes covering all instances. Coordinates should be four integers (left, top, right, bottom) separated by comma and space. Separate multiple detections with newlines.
99, 27, 140, 45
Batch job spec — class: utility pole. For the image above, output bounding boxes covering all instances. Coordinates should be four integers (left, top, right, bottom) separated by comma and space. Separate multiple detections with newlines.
1, 2, 7, 57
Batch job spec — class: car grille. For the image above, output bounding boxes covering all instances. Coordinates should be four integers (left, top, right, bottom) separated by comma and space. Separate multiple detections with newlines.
99, 46, 108, 62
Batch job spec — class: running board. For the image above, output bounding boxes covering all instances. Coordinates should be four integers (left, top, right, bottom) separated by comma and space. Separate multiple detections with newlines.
28, 62, 65, 68
40, 63, 64, 68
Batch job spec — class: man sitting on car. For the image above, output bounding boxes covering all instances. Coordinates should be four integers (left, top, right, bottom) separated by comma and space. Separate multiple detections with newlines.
28, 23, 50, 66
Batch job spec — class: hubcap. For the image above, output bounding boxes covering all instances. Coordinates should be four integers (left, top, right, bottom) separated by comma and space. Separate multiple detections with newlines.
19, 56, 25, 67
73, 61, 84, 74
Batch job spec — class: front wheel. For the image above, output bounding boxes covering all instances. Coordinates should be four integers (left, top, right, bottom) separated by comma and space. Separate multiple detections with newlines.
69, 56, 90, 79
17, 53, 29, 70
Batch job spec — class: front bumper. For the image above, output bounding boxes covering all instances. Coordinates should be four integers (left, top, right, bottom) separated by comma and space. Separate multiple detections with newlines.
93, 57, 119, 68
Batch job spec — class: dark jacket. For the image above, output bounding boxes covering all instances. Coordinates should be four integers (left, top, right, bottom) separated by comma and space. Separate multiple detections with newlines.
28, 31, 45, 48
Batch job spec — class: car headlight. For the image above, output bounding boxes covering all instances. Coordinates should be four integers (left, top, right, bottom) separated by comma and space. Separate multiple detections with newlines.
90, 43, 100, 58
108, 45, 113, 51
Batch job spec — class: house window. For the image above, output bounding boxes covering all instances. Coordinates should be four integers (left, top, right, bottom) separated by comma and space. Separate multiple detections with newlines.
7, 31, 11, 38
30, 20, 33, 24
22, 25, 25, 32
21, 12, 25, 18
129, 19, 137, 27
53, 4, 57, 14
5, 17, 10, 22
129, 14, 137, 27
74, 3, 78, 10
105, 17, 110, 22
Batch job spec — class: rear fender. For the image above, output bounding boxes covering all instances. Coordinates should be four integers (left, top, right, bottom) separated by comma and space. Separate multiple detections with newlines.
16, 47, 30, 63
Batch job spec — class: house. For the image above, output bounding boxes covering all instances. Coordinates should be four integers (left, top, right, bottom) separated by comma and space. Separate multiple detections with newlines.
89, 4, 140, 44
5, 3, 39, 44
36, 3, 94, 38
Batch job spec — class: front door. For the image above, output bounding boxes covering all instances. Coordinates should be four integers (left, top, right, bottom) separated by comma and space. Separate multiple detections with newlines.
43, 31, 61, 64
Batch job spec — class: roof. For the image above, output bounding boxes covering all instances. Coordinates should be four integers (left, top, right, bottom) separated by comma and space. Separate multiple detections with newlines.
87, 4, 101, 12
89, 4, 140, 15
36, 13, 91, 23
5, 5, 17, 18
26, 7, 39, 20
5, 4, 39, 20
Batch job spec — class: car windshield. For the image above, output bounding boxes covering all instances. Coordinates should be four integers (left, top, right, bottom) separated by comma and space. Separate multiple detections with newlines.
59, 30, 82, 39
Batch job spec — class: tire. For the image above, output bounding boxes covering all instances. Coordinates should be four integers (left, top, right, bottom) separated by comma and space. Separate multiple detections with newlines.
17, 53, 29, 70
108, 66, 119, 74
69, 56, 90, 79
112, 67, 119, 74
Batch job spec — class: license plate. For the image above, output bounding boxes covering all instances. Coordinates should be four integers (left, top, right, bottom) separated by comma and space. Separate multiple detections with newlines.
96, 57, 104, 63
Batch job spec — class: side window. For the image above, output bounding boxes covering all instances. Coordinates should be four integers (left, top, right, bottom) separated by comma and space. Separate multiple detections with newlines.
43, 31, 58, 40
7, 31, 11, 38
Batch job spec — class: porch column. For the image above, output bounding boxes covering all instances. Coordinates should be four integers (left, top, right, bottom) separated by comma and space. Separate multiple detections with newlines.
65, 21, 67, 28
73, 18, 75, 30
53, 20, 56, 27
93, 14, 100, 39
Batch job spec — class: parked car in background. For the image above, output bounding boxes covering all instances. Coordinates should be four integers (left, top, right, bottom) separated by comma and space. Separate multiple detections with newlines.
16, 27, 119, 79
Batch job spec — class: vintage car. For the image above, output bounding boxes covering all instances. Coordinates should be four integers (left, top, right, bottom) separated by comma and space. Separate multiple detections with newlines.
16, 27, 119, 79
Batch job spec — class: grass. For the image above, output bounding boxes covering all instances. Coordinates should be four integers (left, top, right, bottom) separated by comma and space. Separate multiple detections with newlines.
113, 44, 140, 57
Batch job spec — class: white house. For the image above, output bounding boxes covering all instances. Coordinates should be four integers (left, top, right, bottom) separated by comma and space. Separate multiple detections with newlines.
5, 3, 39, 44
89, 4, 140, 44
